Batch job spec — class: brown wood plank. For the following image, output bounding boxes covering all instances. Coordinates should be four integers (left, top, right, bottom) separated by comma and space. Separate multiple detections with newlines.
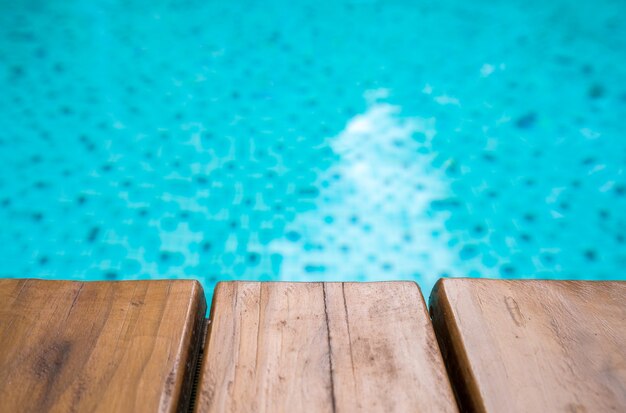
0, 278, 206, 413
195, 281, 458, 413
429, 278, 626, 413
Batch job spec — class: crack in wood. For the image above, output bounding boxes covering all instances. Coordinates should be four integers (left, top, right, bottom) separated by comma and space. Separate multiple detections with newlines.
322, 283, 337, 413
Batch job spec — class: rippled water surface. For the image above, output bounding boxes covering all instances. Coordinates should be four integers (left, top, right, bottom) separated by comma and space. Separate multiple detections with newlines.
1, 0, 625, 298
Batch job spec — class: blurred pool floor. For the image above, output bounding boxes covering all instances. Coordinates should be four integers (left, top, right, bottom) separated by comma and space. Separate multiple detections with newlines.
1, 0, 625, 299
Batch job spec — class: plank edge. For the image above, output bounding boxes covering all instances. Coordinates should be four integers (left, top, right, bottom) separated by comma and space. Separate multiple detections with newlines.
172, 280, 207, 413
429, 278, 486, 413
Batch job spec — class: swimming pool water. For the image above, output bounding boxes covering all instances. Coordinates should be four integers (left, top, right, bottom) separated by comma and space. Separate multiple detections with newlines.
1, 0, 625, 300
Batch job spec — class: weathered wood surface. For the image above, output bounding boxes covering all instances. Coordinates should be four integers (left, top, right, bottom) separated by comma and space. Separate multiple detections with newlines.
429, 278, 626, 413
0, 278, 206, 413
195, 281, 458, 413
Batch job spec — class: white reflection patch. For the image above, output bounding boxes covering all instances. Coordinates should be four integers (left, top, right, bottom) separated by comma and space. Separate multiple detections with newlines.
270, 92, 469, 290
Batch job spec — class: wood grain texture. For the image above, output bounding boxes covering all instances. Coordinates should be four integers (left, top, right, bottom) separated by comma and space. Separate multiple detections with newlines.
195, 281, 458, 413
0, 278, 206, 413
429, 278, 626, 413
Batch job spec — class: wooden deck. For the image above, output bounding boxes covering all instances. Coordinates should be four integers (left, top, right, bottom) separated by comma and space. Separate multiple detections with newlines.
195, 282, 457, 412
0, 278, 624, 412
429, 279, 626, 412
0, 279, 206, 413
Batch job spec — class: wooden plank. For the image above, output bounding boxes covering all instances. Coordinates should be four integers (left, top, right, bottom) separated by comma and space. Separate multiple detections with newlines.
429, 278, 626, 412
0, 278, 206, 413
195, 281, 458, 413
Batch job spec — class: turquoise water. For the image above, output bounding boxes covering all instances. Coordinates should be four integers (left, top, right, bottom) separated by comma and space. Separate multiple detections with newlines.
1, 0, 625, 300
